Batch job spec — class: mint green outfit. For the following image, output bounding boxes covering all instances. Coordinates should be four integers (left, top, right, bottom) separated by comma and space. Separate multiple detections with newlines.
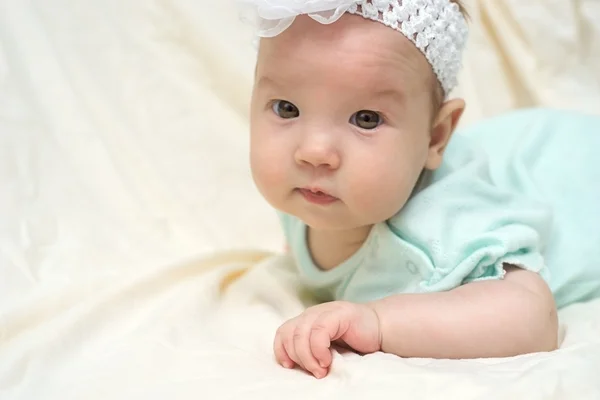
279, 108, 600, 309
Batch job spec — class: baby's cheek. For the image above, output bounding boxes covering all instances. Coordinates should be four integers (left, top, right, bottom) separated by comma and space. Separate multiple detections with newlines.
250, 147, 287, 201
349, 164, 417, 222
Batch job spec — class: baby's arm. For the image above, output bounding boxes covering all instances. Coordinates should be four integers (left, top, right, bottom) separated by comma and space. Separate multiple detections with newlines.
371, 265, 559, 359
272, 266, 557, 378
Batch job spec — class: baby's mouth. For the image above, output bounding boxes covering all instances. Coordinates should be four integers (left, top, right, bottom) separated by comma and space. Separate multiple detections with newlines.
297, 188, 339, 205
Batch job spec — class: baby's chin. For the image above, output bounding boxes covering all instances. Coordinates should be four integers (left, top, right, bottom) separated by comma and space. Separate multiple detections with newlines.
289, 209, 383, 232
304, 219, 363, 232
272, 195, 400, 231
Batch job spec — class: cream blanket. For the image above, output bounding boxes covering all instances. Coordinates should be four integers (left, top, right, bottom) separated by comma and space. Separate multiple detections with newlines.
1, 0, 599, 398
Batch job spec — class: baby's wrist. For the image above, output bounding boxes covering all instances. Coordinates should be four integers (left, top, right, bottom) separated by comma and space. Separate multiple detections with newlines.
367, 295, 411, 355
365, 302, 385, 351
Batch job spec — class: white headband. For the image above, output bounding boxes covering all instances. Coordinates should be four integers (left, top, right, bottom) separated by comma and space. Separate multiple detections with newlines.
237, 0, 469, 95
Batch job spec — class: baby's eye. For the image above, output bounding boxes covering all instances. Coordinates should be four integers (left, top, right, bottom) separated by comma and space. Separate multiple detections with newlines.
350, 110, 382, 130
272, 100, 300, 119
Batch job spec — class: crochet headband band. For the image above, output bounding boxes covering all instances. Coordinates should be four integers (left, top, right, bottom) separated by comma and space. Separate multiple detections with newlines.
237, 0, 469, 95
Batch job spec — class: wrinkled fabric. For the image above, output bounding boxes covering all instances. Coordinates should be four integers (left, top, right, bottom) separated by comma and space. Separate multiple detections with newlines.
455, 0, 600, 126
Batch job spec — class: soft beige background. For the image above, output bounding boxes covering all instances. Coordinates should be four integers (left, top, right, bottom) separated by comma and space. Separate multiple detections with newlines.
456, 0, 600, 126
0, 1, 599, 399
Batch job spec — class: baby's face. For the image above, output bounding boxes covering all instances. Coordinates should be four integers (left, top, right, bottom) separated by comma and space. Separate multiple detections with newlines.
250, 14, 444, 230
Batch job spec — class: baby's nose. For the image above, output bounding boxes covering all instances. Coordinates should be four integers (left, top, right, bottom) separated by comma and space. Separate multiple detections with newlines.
294, 135, 340, 170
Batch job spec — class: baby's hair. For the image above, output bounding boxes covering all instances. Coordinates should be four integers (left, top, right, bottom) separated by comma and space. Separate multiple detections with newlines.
454, 0, 469, 19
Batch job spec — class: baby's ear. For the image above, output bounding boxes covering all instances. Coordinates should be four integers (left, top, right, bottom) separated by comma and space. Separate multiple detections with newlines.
425, 98, 465, 170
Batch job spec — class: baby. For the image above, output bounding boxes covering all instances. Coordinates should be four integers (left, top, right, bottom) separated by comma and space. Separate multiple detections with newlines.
238, 0, 600, 379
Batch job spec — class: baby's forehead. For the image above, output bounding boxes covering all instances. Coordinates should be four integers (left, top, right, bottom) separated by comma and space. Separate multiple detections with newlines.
256, 14, 435, 92
262, 13, 423, 59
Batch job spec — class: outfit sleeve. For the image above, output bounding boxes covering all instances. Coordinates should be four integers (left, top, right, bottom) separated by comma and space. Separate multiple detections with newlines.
388, 135, 553, 293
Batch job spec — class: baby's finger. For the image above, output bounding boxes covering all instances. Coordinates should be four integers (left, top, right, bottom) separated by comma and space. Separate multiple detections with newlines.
273, 330, 294, 369
282, 324, 302, 369
310, 312, 335, 369
293, 323, 328, 379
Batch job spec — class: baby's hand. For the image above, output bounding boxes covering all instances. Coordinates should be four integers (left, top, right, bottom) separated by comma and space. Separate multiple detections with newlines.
273, 301, 382, 379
